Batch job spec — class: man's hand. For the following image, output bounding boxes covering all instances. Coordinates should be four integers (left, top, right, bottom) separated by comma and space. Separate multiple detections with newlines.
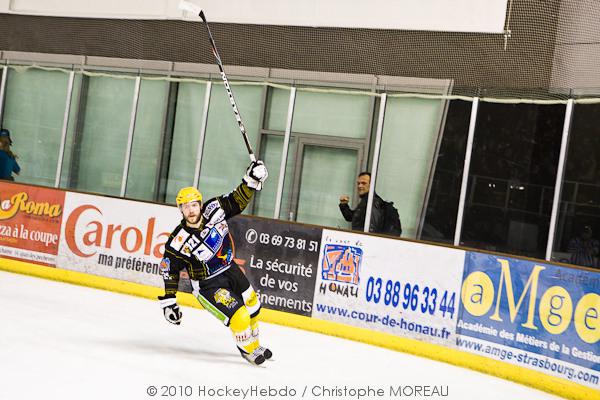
243, 160, 268, 190
159, 297, 182, 325
339, 195, 350, 204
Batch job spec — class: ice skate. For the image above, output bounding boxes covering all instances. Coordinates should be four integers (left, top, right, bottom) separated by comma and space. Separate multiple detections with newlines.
256, 345, 273, 360
240, 348, 266, 365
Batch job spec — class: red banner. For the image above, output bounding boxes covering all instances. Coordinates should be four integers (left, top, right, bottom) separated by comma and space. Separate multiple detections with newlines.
0, 182, 65, 265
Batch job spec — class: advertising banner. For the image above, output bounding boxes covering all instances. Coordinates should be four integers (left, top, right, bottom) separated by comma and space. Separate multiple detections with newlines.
457, 252, 600, 389
312, 229, 465, 346
0, 182, 65, 265
57, 192, 180, 287
228, 217, 322, 316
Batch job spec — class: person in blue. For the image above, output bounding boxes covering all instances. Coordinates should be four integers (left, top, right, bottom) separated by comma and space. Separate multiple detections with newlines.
0, 129, 20, 181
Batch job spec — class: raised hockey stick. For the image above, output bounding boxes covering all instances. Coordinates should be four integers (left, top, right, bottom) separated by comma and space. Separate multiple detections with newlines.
179, 0, 256, 162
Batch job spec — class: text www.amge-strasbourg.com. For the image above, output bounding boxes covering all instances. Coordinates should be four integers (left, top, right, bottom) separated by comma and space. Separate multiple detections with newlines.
457, 337, 599, 386
315, 303, 451, 340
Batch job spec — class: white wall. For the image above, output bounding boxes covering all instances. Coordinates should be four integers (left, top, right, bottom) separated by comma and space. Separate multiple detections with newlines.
2, 0, 508, 33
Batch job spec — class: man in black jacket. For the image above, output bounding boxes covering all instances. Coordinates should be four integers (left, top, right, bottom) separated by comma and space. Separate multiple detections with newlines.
339, 172, 386, 233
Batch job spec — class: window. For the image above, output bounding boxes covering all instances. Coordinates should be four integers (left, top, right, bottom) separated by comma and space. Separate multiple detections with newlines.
257, 87, 372, 228
125, 78, 169, 201
199, 82, 263, 203
375, 96, 446, 238
64, 74, 136, 196
551, 103, 600, 268
421, 100, 472, 243
460, 103, 564, 258
2, 67, 69, 186
163, 81, 208, 203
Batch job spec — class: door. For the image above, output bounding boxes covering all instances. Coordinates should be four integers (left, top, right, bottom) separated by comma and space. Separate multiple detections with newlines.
288, 137, 364, 229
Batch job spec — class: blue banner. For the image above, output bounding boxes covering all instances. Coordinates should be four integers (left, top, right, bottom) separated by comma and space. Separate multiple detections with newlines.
458, 252, 600, 373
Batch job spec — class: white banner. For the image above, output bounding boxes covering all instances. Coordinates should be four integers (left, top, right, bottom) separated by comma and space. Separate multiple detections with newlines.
312, 229, 465, 346
58, 192, 181, 287
7, 0, 509, 33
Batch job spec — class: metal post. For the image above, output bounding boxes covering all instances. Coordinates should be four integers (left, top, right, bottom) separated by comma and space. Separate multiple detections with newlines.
273, 87, 296, 219
546, 99, 574, 261
364, 93, 387, 233
120, 75, 141, 197
453, 97, 479, 246
193, 81, 212, 189
55, 70, 75, 188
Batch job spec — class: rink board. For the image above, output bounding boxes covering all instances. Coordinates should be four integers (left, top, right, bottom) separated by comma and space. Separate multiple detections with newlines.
0, 180, 598, 400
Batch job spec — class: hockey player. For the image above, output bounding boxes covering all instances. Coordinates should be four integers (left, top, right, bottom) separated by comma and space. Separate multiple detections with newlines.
158, 160, 271, 365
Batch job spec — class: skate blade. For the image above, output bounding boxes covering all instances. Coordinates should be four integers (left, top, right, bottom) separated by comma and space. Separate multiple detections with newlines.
242, 354, 266, 366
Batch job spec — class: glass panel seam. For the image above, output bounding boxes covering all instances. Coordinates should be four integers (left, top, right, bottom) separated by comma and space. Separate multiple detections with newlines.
274, 87, 296, 219
121, 75, 142, 197
193, 81, 212, 189
453, 97, 479, 246
545, 99, 574, 261
364, 93, 387, 233
0, 66, 7, 122
55, 70, 75, 187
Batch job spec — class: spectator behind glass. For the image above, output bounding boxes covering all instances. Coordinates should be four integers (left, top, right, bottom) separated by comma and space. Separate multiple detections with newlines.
339, 172, 385, 233
568, 225, 599, 269
0, 129, 20, 181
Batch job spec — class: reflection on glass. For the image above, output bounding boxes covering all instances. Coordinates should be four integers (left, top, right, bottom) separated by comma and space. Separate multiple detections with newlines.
67, 75, 135, 196
421, 100, 471, 243
461, 103, 565, 259
126, 78, 168, 201
253, 135, 296, 218
59, 73, 82, 189
199, 82, 262, 208
295, 145, 356, 228
164, 82, 207, 203
2, 67, 69, 186
264, 87, 290, 131
292, 89, 371, 138
375, 96, 445, 239
552, 104, 600, 268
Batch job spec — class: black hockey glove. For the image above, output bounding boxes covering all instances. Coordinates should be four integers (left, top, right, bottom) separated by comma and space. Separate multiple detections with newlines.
243, 160, 268, 190
159, 297, 182, 325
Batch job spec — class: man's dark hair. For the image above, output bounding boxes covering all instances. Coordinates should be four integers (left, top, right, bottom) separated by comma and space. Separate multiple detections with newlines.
358, 171, 371, 178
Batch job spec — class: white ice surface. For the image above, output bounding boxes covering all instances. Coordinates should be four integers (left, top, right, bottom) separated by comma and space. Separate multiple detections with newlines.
0, 270, 562, 400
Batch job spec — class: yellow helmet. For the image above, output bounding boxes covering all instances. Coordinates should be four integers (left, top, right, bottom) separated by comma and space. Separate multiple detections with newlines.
176, 187, 202, 207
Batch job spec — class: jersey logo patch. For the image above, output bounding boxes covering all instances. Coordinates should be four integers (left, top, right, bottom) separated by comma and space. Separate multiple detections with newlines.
192, 244, 211, 261
169, 230, 190, 252
216, 247, 233, 265
214, 288, 238, 309
215, 221, 229, 235
159, 258, 170, 278
204, 227, 224, 253
181, 245, 192, 257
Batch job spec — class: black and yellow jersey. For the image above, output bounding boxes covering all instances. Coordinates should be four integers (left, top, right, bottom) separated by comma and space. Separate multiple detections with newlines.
159, 183, 254, 299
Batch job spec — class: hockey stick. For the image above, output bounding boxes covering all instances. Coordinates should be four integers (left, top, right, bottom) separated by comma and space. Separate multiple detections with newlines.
179, 0, 256, 162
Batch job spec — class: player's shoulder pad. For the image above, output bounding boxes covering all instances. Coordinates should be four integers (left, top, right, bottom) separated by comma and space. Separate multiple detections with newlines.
203, 197, 226, 225
202, 197, 221, 218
